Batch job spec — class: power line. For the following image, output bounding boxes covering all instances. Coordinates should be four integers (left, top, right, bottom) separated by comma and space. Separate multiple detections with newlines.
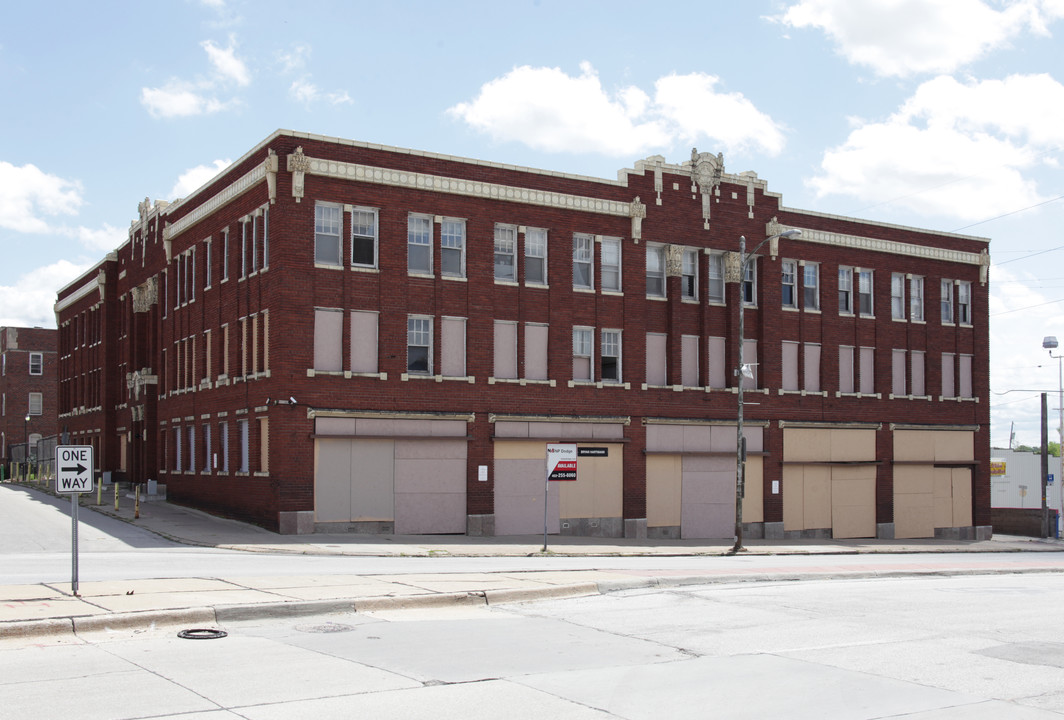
953, 193, 1064, 232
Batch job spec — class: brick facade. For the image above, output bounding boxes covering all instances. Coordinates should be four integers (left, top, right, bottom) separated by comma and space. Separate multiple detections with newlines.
55, 130, 991, 538
1, 326, 58, 463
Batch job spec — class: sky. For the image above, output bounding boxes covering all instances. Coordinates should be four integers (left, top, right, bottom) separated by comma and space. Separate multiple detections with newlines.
1, 0, 1063, 448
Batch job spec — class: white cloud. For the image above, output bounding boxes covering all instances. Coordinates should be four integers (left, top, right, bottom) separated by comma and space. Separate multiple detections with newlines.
140, 35, 249, 118
277, 45, 310, 74
64, 224, 127, 253
140, 82, 229, 119
288, 78, 352, 106
809, 74, 1064, 218
0, 162, 83, 233
778, 0, 1064, 77
0, 260, 93, 327
448, 63, 785, 157
202, 36, 250, 86
170, 159, 233, 199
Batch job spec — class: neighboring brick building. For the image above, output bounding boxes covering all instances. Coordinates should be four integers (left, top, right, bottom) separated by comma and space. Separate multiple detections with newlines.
55, 130, 991, 538
1, 326, 58, 463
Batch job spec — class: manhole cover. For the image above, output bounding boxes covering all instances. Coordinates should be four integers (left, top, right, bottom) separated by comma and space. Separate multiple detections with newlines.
177, 628, 228, 640
294, 622, 356, 634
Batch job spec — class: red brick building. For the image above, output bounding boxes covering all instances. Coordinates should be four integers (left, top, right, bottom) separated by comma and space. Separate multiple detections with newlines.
55, 130, 991, 539
1, 326, 58, 465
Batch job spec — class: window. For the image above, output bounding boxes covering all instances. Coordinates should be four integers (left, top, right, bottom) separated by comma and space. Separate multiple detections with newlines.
351, 208, 377, 268
205, 239, 212, 289
682, 249, 698, 300
222, 228, 230, 281
741, 339, 758, 389
707, 253, 724, 303
573, 327, 593, 381
219, 421, 229, 473
892, 349, 907, 395
959, 354, 973, 397
315, 203, 342, 266
241, 219, 248, 277
525, 228, 547, 285
941, 280, 954, 323
494, 224, 516, 281
313, 309, 343, 372
573, 233, 593, 289
958, 281, 972, 325
942, 352, 956, 397
708, 336, 727, 388
804, 343, 821, 392
441, 219, 465, 277
891, 273, 905, 320
259, 417, 269, 473
494, 321, 518, 379
803, 263, 819, 310
911, 351, 926, 396
440, 317, 466, 377
407, 316, 432, 374
525, 323, 549, 380
28, 392, 42, 415
350, 310, 379, 374
781, 260, 798, 308
29, 352, 42, 376
203, 424, 212, 473
262, 206, 269, 269
742, 262, 757, 306
187, 425, 196, 473
782, 341, 799, 390
250, 213, 258, 273
839, 267, 853, 314
910, 276, 924, 321
237, 419, 249, 473
601, 237, 621, 292
189, 248, 196, 301
174, 427, 182, 471
408, 214, 432, 274
646, 333, 667, 386
646, 245, 665, 297
858, 270, 874, 316
681, 334, 699, 386
859, 346, 875, 394
839, 346, 854, 393
601, 330, 621, 382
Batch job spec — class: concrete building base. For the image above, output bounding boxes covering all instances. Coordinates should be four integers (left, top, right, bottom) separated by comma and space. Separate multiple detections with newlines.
559, 517, 623, 538
763, 522, 785, 540
877, 523, 895, 539
975, 525, 993, 540
313, 520, 393, 534
467, 514, 495, 537
743, 522, 765, 540
279, 510, 315, 535
624, 518, 647, 539
784, 528, 833, 540
647, 525, 680, 540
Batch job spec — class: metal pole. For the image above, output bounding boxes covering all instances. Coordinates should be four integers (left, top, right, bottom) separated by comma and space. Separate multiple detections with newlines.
732, 235, 747, 554
542, 471, 549, 552
71, 492, 80, 596
1058, 355, 1063, 538
1041, 393, 1049, 539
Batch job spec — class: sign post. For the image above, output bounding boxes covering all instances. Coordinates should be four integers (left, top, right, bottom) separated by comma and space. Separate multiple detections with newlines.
55, 445, 94, 596
543, 444, 577, 551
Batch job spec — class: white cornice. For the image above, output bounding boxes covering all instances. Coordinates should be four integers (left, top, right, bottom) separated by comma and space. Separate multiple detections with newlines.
167, 163, 267, 240
301, 155, 633, 217
54, 274, 101, 313
771, 222, 988, 266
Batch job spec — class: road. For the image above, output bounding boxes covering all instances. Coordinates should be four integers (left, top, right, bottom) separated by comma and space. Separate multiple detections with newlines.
3, 573, 1064, 718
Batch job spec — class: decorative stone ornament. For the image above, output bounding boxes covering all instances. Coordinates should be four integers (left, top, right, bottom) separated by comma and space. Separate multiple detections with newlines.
131, 277, 158, 313
691, 149, 724, 229
287, 146, 311, 202
264, 149, 279, 204
665, 245, 684, 277
629, 197, 646, 241
724, 251, 742, 283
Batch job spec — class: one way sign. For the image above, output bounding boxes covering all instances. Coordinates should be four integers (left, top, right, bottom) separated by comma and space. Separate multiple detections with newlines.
56, 445, 94, 494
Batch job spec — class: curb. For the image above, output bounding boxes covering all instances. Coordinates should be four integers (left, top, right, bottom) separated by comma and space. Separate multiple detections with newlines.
7, 564, 1063, 643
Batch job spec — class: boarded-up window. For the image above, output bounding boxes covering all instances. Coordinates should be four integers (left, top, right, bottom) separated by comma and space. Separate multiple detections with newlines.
804, 343, 821, 392
782, 341, 799, 391
494, 321, 518, 379
959, 354, 973, 398
646, 333, 667, 386
259, 417, 269, 473
708, 336, 726, 389
350, 310, 378, 373
911, 350, 926, 396
441, 317, 466, 377
892, 349, 906, 395
682, 335, 699, 387
525, 323, 548, 380
859, 346, 875, 394
942, 352, 955, 397
313, 309, 343, 372
839, 346, 854, 393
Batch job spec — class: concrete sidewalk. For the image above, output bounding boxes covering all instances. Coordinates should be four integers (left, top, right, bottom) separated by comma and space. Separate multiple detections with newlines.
3, 481, 1064, 644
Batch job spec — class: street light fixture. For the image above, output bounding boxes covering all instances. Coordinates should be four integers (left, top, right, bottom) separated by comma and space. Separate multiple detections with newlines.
1043, 336, 1063, 537
731, 228, 802, 554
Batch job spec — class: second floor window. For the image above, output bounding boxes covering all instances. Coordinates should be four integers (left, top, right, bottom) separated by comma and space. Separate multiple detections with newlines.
494, 225, 516, 281
803, 263, 819, 310
314, 203, 342, 266
351, 208, 377, 267
441, 220, 465, 277
573, 234, 593, 289
781, 260, 798, 308
601, 237, 621, 291
29, 352, 42, 375
407, 316, 432, 374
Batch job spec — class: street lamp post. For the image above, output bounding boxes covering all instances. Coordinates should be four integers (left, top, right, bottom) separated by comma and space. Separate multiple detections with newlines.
1043, 336, 1063, 538
731, 228, 802, 554
24, 414, 30, 481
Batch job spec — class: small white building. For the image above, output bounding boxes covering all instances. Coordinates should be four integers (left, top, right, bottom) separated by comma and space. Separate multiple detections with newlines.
990, 448, 1062, 535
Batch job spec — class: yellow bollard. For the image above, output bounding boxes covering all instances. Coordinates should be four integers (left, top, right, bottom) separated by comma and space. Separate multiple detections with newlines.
115, 482, 119, 511
97, 477, 102, 506
134, 484, 140, 519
